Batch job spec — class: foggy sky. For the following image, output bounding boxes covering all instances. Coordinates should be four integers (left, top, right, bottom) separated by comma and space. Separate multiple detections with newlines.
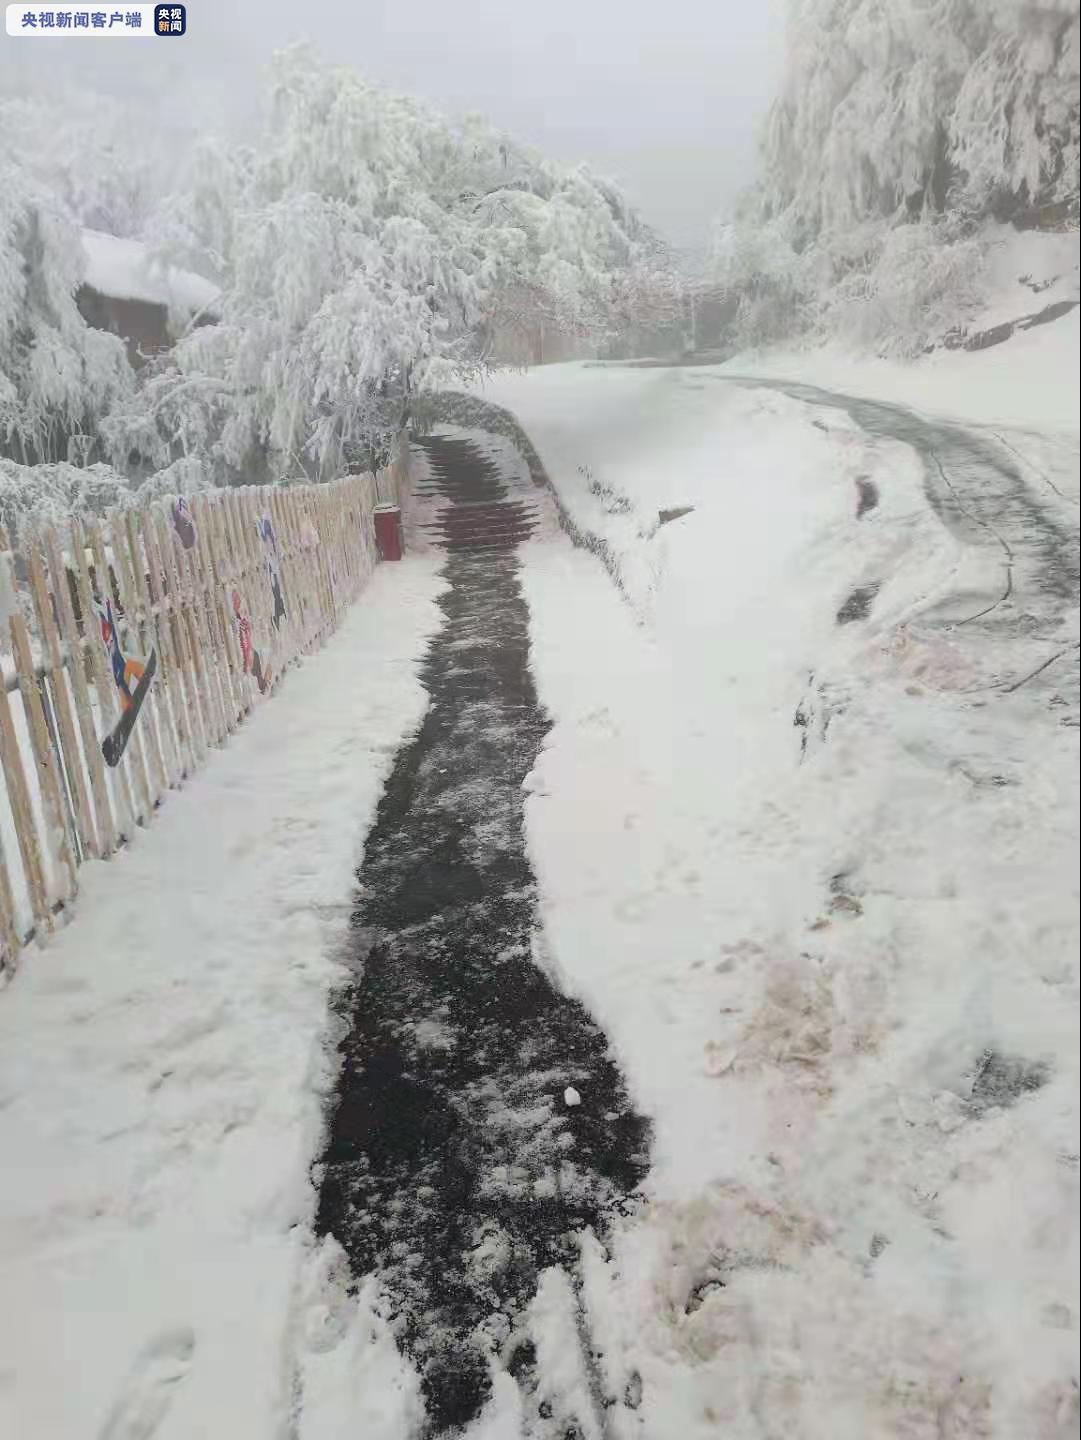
2, 0, 786, 247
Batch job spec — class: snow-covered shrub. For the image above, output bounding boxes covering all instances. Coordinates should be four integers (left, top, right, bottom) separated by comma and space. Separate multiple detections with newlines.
132, 455, 214, 505
0, 459, 134, 540
0, 452, 216, 548
818, 219, 988, 357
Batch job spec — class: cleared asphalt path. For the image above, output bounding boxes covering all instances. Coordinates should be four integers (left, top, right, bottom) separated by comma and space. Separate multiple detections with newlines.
315, 434, 649, 1436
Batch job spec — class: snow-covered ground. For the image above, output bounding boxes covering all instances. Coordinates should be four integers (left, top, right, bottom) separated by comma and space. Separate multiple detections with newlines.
468, 354, 1080, 1437
0, 558, 445, 1440
1, 339, 1077, 1438
976, 226, 1079, 332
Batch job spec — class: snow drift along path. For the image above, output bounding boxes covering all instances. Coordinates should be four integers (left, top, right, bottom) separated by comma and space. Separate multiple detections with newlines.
0, 560, 445, 1440
718, 304, 1081, 435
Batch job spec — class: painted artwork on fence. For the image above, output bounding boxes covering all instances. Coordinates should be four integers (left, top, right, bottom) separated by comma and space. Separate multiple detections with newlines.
171, 497, 197, 550
256, 514, 287, 630
230, 588, 270, 696
95, 598, 158, 767
0, 473, 372, 970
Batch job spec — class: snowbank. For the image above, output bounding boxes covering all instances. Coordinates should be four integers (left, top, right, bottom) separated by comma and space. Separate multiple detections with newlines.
978, 226, 1079, 331
476, 360, 1078, 1438
723, 226, 1080, 434
81, 229, 220, 316
723, 306, 1079, 433
0, 558, 444, 1440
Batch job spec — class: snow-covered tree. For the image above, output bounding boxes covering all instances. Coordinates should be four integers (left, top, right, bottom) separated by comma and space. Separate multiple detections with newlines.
603, 235, 688, 358
759, 0, 960, 240
758, 0, 1078, 240
0, 91, 164, 240
3, 45, 655, 497
713, 0, 1079, 353
116, 46, 653, 485
711, 218, 819, 347
1, 157, 132, 467
950, 0, 1080, 216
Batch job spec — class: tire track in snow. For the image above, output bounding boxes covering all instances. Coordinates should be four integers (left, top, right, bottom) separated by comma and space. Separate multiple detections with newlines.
716, 374, 1079, 706
721, 374, 1078, 608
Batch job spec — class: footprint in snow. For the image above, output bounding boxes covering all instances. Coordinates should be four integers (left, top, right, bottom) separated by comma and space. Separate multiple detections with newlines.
96, 1328, 195, 1440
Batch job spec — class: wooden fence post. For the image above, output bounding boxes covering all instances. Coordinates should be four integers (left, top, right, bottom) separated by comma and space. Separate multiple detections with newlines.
0, 828, 19, 968
43, 526, 116, 858
2, 528, 78, 905
69, 517, 137, 842
24, 536, 95, 862
107, 508, 169, 805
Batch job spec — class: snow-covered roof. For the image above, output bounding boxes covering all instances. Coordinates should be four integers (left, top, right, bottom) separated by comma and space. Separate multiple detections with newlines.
80, 229, 220, 317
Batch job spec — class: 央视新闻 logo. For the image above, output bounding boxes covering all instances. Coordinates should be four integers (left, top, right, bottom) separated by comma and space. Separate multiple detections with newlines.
154, 2, 184, 34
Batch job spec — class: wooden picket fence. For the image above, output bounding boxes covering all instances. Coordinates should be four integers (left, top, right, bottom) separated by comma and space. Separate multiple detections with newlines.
0, 471, 385, 975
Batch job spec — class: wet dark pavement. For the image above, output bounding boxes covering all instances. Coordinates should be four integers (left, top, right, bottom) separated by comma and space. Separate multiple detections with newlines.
315, 435, 650, 1435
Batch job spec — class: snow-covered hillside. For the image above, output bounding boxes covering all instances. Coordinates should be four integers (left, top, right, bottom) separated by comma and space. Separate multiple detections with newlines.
721, 224, 1079, 426
711, 0, 1080, 359
724, 305, 1079, 432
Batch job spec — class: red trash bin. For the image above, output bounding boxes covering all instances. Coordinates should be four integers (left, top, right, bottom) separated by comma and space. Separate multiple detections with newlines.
373, 504, 403, 562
